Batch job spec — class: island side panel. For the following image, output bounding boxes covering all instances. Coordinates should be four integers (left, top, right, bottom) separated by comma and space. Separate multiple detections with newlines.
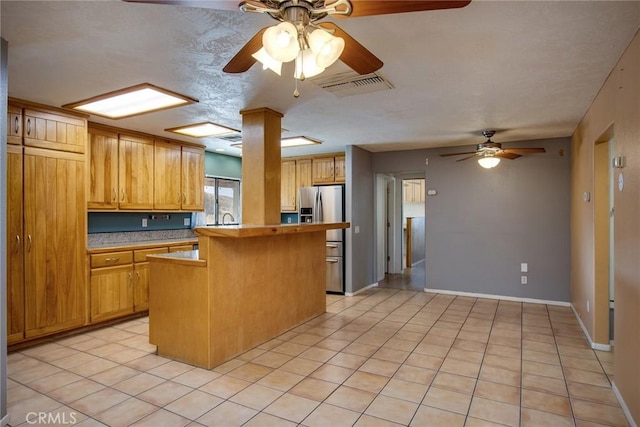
148, 260, 211, 368
205, 231, 326, 366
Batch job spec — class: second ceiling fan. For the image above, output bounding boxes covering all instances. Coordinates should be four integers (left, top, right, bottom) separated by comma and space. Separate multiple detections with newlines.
440, 130, 546, 168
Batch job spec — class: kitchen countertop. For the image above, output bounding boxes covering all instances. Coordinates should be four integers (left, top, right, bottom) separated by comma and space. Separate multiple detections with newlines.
87, 238, 198, 253
195, 222, 350, 238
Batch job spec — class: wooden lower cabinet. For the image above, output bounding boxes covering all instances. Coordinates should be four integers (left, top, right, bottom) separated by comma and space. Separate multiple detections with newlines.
90, 264, 134, 323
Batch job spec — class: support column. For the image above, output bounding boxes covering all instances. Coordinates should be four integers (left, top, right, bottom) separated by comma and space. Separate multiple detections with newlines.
240, 107, 283, 225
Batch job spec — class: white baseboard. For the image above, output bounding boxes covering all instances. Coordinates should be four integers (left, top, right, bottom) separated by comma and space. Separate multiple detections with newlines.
612, 381, 638, 427
570, 304, 612, 351
345, 282, 378, 297
424, 288, 570, 307
1, 413, 9, 427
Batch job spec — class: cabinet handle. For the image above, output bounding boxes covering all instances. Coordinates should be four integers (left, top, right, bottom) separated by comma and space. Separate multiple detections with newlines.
121, 189, 125, 201
178, 192, 181, 204
136, 271, 140, 278
27, 234, 32, 252
326, 244, 338, 249
14, 116, 19, 134
128, 272, 133, 286
105, 257, 120, 263
15, 235, 20, 253
183, 192, 186, 203
26, 118, 31, 136
112, 188, 117, 202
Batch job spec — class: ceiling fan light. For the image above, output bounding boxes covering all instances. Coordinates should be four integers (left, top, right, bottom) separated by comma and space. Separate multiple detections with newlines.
263, 22, 299, 62
478, 156, 501, 169
294, 49, 325, 79
309, 29, 345, 68
251, 47, 282, 75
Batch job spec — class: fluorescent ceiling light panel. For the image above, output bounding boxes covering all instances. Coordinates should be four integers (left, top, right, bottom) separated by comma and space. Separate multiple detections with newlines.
281, 136, 321, 148
231, 136, 321, 150
165, 122, 239, 138
63, 83, 196, 119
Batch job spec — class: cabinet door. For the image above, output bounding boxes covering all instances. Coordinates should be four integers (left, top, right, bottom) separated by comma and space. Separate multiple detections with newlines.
7, 103, 22, 145
181, 146, 205, 211
90, 265, 134, 323
296, 159, 313, 189
7, 146, 24, 343
312, 157, 335, 184
281, 160, 297, 212
134, 264, 150, 312
23, 109, 86, 154
334, 156, 345, 183
118, 134, 154, 210
88, 128, 119, 209
154, 140, 182, 210
23, 149, 87, 338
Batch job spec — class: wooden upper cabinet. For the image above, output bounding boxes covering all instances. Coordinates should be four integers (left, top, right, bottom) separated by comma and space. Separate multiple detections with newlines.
6, 145, 24, 343
23, 108, 86, 154
296, 158, 313, 189
154, 140, 182, 210
88, 127, 119, 210
181, 145, 205, 211
281, 160, 297, 212
118, 134, 154, 210
312, 157, 336, 184
7, 103, 22, 145
334, 155, 345, 183
23, 149, 87, 338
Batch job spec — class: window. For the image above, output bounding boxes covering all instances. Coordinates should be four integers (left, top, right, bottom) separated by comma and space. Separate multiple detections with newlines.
203, 177, 241, 225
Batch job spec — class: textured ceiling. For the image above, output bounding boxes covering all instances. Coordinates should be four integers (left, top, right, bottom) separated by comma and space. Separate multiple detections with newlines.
2, 0, 639, 157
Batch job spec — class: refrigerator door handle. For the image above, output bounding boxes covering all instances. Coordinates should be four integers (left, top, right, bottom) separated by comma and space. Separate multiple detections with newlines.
317, 190, 324, 223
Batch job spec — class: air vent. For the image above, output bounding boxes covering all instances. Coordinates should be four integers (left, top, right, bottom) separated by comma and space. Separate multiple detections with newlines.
310, 71, 394, 97
216, 133, 242, 143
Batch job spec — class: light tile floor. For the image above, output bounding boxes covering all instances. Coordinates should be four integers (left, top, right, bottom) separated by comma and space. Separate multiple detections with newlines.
7, 288, 628, 426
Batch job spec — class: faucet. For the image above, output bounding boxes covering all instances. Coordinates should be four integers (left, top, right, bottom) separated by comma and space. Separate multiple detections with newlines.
222, 212, 235, 225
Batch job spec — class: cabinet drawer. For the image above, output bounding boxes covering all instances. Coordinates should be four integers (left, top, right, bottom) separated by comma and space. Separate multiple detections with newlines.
90, 251, 133, 268
134, 247, 168, 263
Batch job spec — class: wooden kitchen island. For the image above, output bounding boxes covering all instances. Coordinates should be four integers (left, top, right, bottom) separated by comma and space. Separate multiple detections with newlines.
147, 222, 349, 369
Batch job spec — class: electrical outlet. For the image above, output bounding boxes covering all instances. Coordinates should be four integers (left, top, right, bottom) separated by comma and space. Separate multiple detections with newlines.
287, 217, 292, 224
355, 225, 360, 234
183, 217, 190, 226
521, 263, 528, 273
142, 218, 148, 228
521, 276, 527, 285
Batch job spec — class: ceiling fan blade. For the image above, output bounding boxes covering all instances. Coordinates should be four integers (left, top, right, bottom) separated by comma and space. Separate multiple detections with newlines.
223, 27, 269, 74
503, 147, 546, 154
330, 0, 471, 17
495, 152, 521, 160
318, 22, 383, 74
455, 154, 478, 162
122, 0, 240, 11
440, 151, 477, 157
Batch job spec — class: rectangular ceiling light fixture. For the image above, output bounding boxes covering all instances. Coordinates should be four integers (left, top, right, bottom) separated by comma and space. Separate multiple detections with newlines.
165, 122, 239, 138
62, 83, 197, 119
230, 135, 321, 149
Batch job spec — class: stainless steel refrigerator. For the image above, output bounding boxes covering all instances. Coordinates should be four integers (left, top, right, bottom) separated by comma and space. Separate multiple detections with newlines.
298, 185, 344, 293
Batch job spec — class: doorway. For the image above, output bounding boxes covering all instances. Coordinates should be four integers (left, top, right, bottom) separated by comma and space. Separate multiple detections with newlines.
594, 137, 614, 348
374, 173, 425, 291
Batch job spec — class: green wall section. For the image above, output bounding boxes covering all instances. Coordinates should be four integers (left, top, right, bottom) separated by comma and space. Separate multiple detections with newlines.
206, 151, 241, 178
88, 212, 193, 233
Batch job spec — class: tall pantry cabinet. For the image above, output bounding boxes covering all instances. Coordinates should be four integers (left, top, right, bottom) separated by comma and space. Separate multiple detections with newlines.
6, 100, 87, 342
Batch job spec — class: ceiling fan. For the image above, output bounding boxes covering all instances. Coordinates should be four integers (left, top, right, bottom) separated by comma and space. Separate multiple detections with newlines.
125, 0, 471, 84
440, 130, 546, 168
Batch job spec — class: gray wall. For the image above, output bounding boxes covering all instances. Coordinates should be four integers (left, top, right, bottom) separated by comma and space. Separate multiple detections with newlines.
346, 145, 376, 294
372, 137, 572, 302
1, 37, 9, 426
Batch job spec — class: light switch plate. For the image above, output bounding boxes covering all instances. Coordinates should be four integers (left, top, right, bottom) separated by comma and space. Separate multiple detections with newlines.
142, 218, 148, 227
183, 217, 190, 226
521, 263, 528, 273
